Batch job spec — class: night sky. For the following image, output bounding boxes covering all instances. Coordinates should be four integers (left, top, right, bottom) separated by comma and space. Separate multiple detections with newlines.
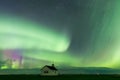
0, 0, 120, 69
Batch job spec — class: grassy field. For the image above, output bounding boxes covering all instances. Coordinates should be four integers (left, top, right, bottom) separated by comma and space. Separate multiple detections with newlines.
0, 74, 120, 80
0, 69, 120, 80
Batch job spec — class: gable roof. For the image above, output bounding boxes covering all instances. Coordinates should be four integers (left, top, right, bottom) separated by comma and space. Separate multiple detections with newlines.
41, 65, 58, 70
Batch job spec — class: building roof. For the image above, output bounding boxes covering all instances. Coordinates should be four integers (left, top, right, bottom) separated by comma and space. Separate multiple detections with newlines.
41, 65, 58, 70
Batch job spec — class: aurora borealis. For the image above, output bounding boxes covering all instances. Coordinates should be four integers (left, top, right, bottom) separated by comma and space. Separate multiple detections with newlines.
0, 15, 71, 52
0, 0, 120, 69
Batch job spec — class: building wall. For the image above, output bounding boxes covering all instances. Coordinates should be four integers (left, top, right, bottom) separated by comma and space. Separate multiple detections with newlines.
41, 67, 58, 76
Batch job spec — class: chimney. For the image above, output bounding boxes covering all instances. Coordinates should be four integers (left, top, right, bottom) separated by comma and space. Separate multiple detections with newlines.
52, 64, 54, 67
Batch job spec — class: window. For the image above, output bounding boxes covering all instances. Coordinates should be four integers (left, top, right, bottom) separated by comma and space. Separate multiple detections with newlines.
44, 71, 48, 73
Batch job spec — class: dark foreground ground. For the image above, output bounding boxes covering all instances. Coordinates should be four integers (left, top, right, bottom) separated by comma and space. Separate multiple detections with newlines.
0, 74, 120, 80
1, 69, 120, 80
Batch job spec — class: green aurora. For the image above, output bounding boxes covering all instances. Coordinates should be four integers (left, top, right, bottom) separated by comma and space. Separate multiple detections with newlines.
0, 0, 120, 69
0, 14, 71, 52
81, 0, 120, 68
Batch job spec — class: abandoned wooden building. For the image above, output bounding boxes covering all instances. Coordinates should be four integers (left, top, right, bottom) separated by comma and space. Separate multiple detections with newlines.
41, 64, 59, 76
